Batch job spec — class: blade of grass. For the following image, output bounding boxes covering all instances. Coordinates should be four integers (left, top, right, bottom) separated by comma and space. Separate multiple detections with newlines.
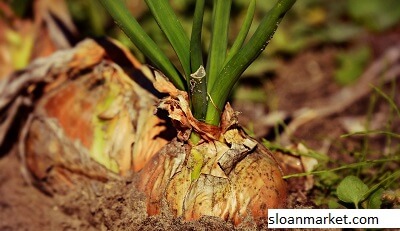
283, 157, 400, 179
224, 0, 256, 66
190, 0, 207, 120
362, 170, 400, 202
262, 139, 330, 162
383, 80, 396, 156
98, 0, 186, 90
358, 82, 378, 176
371, 84, 400, 118
341, 130, 400, 139
206, 0, 232, 93
144, 0, 191, 80
205, 0, 296, 125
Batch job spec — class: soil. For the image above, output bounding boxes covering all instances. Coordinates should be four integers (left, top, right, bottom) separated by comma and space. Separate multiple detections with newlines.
1, 27, 399, 230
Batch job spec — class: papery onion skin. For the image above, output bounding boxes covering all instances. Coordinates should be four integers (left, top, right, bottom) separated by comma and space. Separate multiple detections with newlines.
137, 138, 287, 226
138, 75, 287, 226
22, 39, 170, 193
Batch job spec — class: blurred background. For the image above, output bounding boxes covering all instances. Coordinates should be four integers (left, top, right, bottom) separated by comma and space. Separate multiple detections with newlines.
2, 0, 400, 78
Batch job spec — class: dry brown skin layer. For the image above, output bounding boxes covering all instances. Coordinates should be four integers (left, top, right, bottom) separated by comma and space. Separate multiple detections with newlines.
21, 39, 171, 194
25, 70, 121, 188
138, 77, 287, 226
138, 139, 287, 226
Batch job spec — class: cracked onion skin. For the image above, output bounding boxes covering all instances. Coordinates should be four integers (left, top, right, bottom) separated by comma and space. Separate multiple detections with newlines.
137, 76, 287, 226
137, 137, 287, 225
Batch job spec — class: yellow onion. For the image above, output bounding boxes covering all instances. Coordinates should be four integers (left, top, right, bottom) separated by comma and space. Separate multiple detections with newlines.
23, 39, 170, 193
137, 75, 287, 225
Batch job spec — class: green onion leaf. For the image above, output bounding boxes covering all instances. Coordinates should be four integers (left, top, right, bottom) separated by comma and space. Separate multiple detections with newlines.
145, 0, 191, 80
98, 0, 186, 90
225, 0, 256, 65
206, 0, 232, 92
206, 0, 296, 125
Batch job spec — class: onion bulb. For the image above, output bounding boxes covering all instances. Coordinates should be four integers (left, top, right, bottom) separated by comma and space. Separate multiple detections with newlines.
23, 39, 170, 193
137, 75, 287, 225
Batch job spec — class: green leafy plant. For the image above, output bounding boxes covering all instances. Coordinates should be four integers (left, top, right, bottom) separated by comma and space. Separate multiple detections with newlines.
337, 171, 400, 209
98, 0, 296, 127
336, 175, 369, 208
